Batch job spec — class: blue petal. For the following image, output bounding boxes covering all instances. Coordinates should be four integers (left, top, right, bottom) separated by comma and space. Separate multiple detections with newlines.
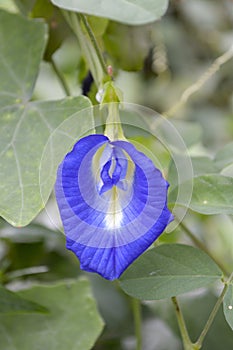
55, 134, 173, 280
99, 160, 113, 194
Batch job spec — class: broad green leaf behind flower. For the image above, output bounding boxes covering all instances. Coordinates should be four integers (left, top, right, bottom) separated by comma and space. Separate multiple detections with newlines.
0, 10, 93, 226
51, 0, 169, 25
0, 279, 104, 350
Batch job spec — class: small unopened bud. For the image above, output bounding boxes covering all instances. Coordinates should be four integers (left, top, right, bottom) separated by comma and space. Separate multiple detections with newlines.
107, 65, 113, 77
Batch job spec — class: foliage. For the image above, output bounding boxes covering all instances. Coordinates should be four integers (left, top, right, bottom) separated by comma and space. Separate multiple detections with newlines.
0, 279, 104, 350
120, 244, 222, 300
0, 0, 233, 349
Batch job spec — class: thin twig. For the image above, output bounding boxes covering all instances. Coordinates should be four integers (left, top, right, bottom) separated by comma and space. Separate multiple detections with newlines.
195, 272, 233, 348
164, 45, 233, 117
171, 297, 196, 350
131, 298, 142, 350
51, 57, 71, 96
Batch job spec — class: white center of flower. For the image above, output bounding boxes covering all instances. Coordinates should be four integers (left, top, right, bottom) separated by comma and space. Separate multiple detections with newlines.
104, 187, 123, 229
105, 210, 123, 229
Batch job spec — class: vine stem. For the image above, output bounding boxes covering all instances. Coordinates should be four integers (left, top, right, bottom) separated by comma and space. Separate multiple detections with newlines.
164, 44, 233, 117
194, 272, 233, 348
78, 13, 108, 76
62, 10, 108, 87
171, 297, 196, 350
173, 220, 233, 349
179, 220, 229, 276
131, 298, 142, 350
50, 57, 71, 96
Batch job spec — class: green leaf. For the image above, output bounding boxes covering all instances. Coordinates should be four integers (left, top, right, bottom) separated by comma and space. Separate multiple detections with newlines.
0, 11, 94, 226
0, 9, 47, 100
51, 0, 169, 25
168, 156, 219, 188
223, 283, 233, 330
0, 97, 92, 227
0, 285, 48, 314
119, 244, 222, 300
0, 279, 104, 350
214, 141, 233, 170
169, 175, 233, 215
31, 0, 71, 60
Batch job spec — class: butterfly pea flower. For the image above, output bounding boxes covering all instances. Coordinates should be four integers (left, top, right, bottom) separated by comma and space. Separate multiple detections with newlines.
55, 134, 173, 280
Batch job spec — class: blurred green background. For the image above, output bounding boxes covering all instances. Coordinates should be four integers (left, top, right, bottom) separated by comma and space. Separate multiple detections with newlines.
0, 0, 233, 349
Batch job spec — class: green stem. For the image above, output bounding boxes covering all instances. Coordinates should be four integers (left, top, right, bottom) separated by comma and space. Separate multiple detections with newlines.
78, 13, 108, 76
62, 10, 107, 87
51, 58, 71, 96
171, 297, 195, 350
194, 272, 233, 348
179, 220, 229, 276
132, 298, 142, 350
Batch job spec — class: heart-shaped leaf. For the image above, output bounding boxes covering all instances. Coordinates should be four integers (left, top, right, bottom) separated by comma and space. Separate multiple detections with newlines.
0, 11, 93, 226
51, 0, 169, 25
0, 279, 104, 350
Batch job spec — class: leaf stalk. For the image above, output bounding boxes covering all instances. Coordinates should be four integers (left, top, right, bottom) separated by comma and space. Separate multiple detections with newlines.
171, 297, 196, 350
194, 272, 233, 348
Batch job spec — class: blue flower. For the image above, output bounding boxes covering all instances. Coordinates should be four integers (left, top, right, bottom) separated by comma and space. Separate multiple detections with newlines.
55, 134, 173, 280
